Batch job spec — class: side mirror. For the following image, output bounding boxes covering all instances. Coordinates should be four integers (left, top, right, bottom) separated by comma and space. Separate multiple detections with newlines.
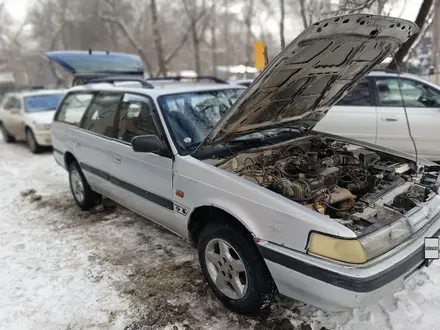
131, 135, 165, 154
429, 66, 435, 76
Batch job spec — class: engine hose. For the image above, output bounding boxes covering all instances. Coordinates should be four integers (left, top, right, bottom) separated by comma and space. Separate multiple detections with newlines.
321, 202, 353, 212
291, 188, 328, 202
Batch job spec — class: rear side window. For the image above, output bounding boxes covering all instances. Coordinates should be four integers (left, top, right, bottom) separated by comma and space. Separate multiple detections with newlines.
81, 92, 123, 137
56, 93, 94, 125
375, 77, 440, 108
4, 96, 21, 110
336, 79, 373, 106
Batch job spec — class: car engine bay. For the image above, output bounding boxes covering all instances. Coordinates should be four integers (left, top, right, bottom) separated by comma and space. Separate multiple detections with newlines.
217, 136, 440, 234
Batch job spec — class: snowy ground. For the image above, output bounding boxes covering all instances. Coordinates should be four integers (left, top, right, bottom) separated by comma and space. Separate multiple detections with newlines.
1, 139, 440, 330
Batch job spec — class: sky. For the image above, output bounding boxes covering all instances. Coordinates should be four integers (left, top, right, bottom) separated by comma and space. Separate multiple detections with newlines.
4, 0, 31, 21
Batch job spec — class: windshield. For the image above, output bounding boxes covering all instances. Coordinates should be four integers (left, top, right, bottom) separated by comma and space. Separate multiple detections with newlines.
157, 88, 244, 152
24, 94, 64, 113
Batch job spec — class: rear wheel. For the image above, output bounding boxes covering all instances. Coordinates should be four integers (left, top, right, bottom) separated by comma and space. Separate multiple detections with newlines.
25, 128, 42, 153
68, 161, 101, 210
0, 123, 15, 143
198, 221, 277, 315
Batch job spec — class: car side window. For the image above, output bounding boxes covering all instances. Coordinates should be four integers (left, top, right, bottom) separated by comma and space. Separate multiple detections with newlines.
375, 78, 440, 108
4, 96, 21, 110
1, 97, 11, 109
81, 92, 123, 137
56, 92, 94, 125
116, 94, 160, 143
336, 79, 373, 106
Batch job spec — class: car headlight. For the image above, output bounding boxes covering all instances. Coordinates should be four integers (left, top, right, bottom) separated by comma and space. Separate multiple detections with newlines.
307, 218, 411, 264
34, 123, 51, 130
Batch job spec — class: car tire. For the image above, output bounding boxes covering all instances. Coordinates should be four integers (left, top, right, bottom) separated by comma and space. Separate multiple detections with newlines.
0, 123, 15, 143
198, 221, 277, 315
25, 128, 43, 154
68, 161, 101, 211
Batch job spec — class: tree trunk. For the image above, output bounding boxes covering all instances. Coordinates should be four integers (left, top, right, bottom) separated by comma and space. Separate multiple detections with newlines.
150, 0, 167, 76
279, 0, 285, 49
100, 15, 153, 75
192, 21, 201, 75
377, 0, 385, 14
245, 0, 254, 67
211, 2, 217, 76
299, 0, 308, 29
388, 0, 433, 70
223, 0, 230, 74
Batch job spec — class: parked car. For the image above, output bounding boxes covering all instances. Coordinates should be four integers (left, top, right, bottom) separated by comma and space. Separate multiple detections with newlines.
48, 15, 440, 315
228, 79, 254, 87
0, 89, 65, 153
44, 50, 146, 86
315, 69, 440, 161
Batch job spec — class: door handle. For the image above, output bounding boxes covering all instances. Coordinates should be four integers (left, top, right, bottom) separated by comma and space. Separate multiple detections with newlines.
382, 116, 398, 122
113, 157, 121, 164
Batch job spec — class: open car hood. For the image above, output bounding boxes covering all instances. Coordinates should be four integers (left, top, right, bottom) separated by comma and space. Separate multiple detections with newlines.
195, 14, 418, 154
45, 51, 144, 84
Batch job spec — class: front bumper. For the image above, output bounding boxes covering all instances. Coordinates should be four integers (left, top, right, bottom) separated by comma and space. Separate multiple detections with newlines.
259, 217, 440, 311
34, 130, 52, 146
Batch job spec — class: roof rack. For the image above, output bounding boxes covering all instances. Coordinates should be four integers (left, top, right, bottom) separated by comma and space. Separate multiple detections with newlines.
87, 76, 154, 89
146, 76, 229, 84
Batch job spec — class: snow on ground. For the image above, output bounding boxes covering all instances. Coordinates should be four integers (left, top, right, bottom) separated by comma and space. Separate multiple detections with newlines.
1, 139, 440, 330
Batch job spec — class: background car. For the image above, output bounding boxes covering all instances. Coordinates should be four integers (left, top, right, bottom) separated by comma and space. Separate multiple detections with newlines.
0, 89, 65, 153
315, 69, 440, 161
228, 79, 254, 87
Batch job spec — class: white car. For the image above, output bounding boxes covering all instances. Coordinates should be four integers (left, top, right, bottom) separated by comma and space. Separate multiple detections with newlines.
315, 69, 440, 161
0, 90, 65, 153
48, 15, 440, 315
228, 79, 254, 87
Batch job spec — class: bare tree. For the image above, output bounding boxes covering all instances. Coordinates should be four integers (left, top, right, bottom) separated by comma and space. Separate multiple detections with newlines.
182, 0, 212, 75
210, 2, 217, 75
388, 0, 434, 70
150, 0, 167, 75
279, 0, 285, 49
294, 0, 333, 28
243, 0, 255, 66
223, 0, 230, 71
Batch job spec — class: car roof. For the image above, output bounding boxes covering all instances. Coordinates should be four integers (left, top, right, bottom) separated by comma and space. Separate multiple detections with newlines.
229, 79, 253, 83
66, 83, 246, 98
147, 81, 227, 89
367, 70, 422, 79
366, 70, 438, 86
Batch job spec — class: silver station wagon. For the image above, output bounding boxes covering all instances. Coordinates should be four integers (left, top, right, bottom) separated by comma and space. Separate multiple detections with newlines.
49, 15, 440, 315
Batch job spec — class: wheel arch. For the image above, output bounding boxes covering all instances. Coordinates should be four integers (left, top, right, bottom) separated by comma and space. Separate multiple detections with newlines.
64, 151, 77, 169
187, 204, 258, 247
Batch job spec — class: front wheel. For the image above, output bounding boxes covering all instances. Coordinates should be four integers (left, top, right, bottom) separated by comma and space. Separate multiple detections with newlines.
26, 128, 42, 153
198, 221, 277, 315
68, 161, 100, 210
